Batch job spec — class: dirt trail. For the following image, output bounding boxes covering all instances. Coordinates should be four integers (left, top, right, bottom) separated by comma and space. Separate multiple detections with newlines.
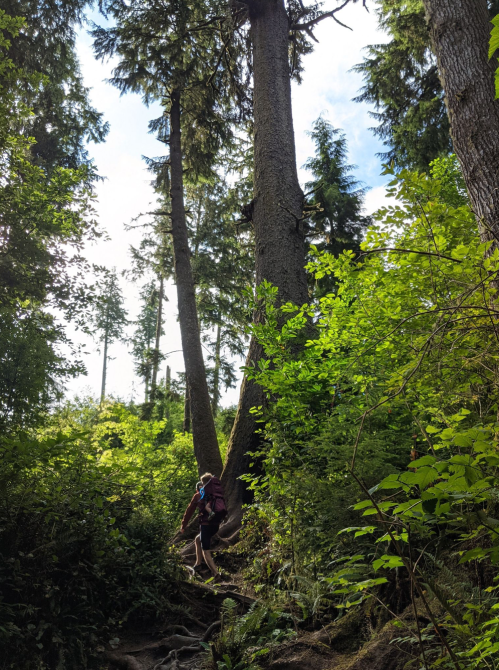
103, 542, 409, 670
102, 541, 256, 670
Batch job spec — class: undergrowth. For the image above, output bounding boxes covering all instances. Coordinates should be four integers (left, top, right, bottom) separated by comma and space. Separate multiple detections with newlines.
0, 399, 199, 669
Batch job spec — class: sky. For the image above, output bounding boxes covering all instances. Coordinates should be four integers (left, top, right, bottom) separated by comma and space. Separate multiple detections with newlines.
66, 2, 389, 407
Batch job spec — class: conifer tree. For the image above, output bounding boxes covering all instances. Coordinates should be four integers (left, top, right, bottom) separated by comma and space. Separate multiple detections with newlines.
3, 0, 108, 172
96, 0, 367, 519
221, 0, 366, 525
126, 235, 168, 417
92, 270, 129, 402
353, 0, 499, 170
0, 11, 104, 430
94, 0, 235, 476
131, 281, 161, 404
304, 117, 370, 294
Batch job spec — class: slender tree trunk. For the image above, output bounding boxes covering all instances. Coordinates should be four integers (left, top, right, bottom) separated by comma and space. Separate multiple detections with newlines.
221, 0, 309, 530
166, 365, 171, 391
212, 322, 222, 417
100, 305, 110, 403
423, 0, 499, 245
165, 365, 171, 419
169, 89, 223, 476
183, 375, 191, 433
150, 275, 164, 402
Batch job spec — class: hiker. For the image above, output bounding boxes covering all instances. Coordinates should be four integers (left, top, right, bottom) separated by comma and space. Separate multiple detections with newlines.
180, 472, 227, 580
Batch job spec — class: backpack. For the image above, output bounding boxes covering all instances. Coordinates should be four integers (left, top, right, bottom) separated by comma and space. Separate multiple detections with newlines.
200, 476, 227, 522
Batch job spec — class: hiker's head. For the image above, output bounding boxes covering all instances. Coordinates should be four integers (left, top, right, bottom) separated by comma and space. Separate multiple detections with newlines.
196, 481, 203, 492
200, 473, 213, 485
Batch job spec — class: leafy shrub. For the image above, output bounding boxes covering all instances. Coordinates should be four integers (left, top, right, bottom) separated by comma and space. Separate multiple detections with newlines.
207, 598, 295, 670
0, 399, 198, 669
244, 157, 499, 666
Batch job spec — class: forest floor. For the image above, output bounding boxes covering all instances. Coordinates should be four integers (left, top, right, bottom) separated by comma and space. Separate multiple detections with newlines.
102, 539, 410, 670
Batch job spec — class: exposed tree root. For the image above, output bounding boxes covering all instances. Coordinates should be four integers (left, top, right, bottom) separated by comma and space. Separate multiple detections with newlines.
105, 651, 146, 670
202, 620, 221, 641
151, 643, 201, 670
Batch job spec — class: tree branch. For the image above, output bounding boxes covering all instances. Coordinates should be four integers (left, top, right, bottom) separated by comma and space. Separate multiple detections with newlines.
290, 0, 353, 31
358, 247, 463, 263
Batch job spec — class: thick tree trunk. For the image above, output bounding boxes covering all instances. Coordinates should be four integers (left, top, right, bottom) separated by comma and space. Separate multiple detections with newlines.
212, 323, 221, 417
423, 0, 499, 245
150, 275, 164, 401
169, 90, 223, 476
220, 0, 308, 530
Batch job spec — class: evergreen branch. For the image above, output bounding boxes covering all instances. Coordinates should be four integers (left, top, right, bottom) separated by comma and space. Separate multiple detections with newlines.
186, 15, 225, 33
208, 33, 233, 87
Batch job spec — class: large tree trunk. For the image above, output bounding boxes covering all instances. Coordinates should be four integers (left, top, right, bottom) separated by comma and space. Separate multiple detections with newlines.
150, 274, 164, 402
169, 89, 223, 477
220, 0, 308, 531
423, 0, 499, 245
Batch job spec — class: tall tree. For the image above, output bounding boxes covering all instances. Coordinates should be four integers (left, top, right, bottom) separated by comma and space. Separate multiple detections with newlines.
92, 271, 128, 402
185, 177, 254, 414
422, 0, 499, 248
131, 281, 160, 404
0, 11, 103, 430
95, 0, 235, 476
352, 0, 450, 170
221, 0, 363, 526
2, 0, 108, 172
352, 0, 499, 171
303, 117, 370, 295
149, 274, 165, 404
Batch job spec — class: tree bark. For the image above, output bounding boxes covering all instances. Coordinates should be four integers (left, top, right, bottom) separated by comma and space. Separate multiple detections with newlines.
183, 374, 191, 434
169, 89, 223, 476
423, 0, 499, 246
100, 304, 109, 403
150, 274, 164, 402
220, 0, 308, 530
212, 322, 221, 417
166, 364, 171, 391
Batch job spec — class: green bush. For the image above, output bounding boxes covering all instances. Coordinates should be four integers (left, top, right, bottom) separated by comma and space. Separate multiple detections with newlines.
0, 399, 198, 669
243, 157, 499, 666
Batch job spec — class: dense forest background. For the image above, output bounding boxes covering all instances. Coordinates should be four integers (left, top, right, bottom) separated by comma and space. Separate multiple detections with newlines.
3, 1, 499, 669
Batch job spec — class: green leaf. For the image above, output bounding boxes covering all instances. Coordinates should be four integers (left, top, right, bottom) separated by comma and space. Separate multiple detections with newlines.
373, 554, 404, 571
353, 500, 374, 511
489, 15, 499, 59
459, 547, 492, 564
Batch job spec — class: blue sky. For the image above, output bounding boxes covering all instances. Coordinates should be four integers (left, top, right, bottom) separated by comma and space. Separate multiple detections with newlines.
65, 3, 390, 406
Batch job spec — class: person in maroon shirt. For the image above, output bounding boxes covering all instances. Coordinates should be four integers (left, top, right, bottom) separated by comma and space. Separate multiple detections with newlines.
180, 474, 220, 579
